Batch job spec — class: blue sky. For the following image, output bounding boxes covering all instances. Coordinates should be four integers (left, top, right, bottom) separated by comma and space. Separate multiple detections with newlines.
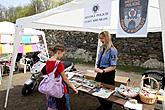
0, 0, 30, 8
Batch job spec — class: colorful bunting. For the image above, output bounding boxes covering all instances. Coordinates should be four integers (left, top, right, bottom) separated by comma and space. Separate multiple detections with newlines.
32, 44, 39, 52
31, 36, 39, 43
2, 44, 13, 54
0, 34, 41, 54
0, 34, 13, 43
24, 45, 32, 53
18, 45, 23, 53
21, 35, 31, 43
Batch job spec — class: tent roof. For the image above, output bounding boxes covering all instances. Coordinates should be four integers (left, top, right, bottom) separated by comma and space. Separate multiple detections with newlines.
0, 21, 15, 34
23, 28, 45, 36
16, 0, 162, 34
0, 21, 44, 35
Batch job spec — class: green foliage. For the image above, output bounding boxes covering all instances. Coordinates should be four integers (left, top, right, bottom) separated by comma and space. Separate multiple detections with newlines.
0, 5, 35, 22
0, 0, 67, 22
0, 18, 8, 22
15, 5, 36, 19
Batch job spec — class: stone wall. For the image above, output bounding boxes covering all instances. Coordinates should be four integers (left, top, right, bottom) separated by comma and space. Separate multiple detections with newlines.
42, 30, 164, 69
42, 30, 98, 62
113, 32, 164, 66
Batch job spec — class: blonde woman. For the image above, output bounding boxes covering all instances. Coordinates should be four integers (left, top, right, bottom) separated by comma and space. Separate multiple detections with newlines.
94, 31, 118, 110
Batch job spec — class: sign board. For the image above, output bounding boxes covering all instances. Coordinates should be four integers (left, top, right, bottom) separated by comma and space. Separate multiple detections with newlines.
117, 0, 149, 37
83, 0, 112, 27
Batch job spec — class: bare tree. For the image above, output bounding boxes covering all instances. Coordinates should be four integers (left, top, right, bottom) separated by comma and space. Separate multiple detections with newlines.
42, 0, 63, 10
30, 0, 44, 13
30, 0, 72, 13
0, 4, 7, 21
6, 7, 16, 22
0, 0, 72, 22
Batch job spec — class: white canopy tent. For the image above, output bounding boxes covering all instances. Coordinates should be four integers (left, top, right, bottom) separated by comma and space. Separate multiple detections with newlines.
0, 21, 46, 35
4, 0, 165, 108
0, 21, 15, 34
15, 0, 162, 33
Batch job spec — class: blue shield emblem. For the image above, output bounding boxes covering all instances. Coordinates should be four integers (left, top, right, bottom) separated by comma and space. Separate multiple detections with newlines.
119, 0, 148, 33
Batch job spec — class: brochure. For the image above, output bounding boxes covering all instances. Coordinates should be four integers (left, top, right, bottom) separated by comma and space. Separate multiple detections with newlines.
92, 88, 115, 98
77, 85, 92, 92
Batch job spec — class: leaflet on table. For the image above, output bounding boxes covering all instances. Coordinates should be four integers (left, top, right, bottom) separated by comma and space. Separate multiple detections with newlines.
124, 101, 142, 110
70, 80, 82, 88
92, 88, 115, 98
66, 71, 84, 80
70, 79, 97, 89
77, 85, 92, 92
82, 79, 96, 87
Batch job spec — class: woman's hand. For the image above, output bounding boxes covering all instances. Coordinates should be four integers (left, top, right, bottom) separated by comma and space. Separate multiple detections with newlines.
94, 68, 103, 73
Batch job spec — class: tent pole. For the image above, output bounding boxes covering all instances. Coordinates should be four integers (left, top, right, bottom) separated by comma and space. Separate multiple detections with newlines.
4, 25, 22, 108
95, 28, 104, 67
95, 33, 101, 68
158, 0, 165, 110
42, 32, 49, 58
159, 0, 165, 71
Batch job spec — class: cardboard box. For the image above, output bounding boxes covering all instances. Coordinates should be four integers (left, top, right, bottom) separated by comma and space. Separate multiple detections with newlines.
115, 76, 130, 86
85, 70, 130, 86
85, 70, 97, 80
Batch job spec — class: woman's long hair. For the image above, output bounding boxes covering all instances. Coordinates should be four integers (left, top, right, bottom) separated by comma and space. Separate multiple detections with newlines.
99, 31, 115, 52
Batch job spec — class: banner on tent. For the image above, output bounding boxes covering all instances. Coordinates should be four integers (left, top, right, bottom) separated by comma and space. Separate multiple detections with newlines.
83, 0, 112, 27
117, 0, 148, 38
